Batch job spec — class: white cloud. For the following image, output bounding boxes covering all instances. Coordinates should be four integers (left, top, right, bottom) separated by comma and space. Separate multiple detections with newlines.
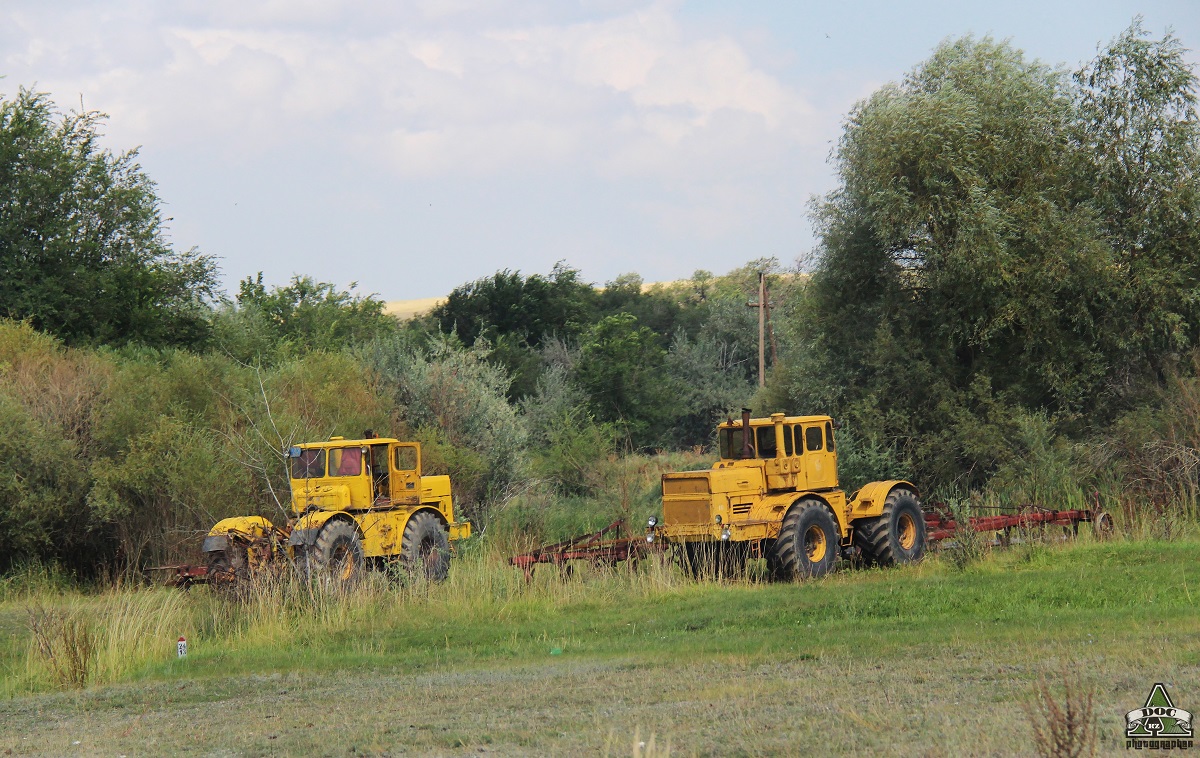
0, 0, 828, 295
1, 2, 814, 180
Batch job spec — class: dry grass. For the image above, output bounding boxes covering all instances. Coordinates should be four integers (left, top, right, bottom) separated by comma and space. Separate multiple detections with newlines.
1023, 669, 1097, 758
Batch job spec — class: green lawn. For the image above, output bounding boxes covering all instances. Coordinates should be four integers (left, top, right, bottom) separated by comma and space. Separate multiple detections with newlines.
2, 538, 1198, 755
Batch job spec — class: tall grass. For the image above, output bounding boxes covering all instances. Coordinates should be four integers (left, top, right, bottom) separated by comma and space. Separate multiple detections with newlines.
4, 543, 699, 695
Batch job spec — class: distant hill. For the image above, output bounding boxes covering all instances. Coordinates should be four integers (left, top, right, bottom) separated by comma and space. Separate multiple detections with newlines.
384, 281, 686, 321
383, 297, 445, 320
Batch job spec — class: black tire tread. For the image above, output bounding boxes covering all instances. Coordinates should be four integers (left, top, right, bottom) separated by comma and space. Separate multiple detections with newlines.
856, 487, 926, 567
770, 498, 839, 580
311, 519, 364, 583
400, 511, 451, 582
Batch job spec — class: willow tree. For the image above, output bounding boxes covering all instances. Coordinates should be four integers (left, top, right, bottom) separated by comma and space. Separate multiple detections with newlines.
780, 23, 1200, 483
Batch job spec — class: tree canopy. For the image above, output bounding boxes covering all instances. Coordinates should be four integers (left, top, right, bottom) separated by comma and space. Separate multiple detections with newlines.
0, 88, 218, 348
774, 21, 1200, 483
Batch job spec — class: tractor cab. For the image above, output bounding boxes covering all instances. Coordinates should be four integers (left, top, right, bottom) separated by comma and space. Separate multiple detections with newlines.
287, 436, 425, 513
714, 411, 838, 491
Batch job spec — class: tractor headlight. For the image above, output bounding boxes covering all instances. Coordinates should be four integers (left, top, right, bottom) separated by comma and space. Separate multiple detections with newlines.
647, 516, 658, 528
715, 515, 722, 525
721, 527, 732, 541
646, 534, 655, 544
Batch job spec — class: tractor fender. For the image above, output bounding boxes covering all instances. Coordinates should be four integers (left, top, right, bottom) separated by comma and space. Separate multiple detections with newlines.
782, 492, 838, 520
204, 516, 276, 554
288, 510, 356, 548
409, 506, 450, 529
848, 480, 919, 519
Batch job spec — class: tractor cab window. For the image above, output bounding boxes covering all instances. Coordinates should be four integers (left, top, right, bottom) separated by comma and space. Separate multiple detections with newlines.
792, 426, 804, 456
290, 448, 326, 479
329, 447, 363, 477
719, 427, 751, 459
395, 446, 418, 471
805, 426, 824, 452
826, 421, 836, 452
756, 426, 777, 458
783, 425, 794, 456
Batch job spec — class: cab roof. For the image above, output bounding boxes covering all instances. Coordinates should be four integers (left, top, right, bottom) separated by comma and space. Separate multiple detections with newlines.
296, 437, 403, 449
716, 414, 832, 430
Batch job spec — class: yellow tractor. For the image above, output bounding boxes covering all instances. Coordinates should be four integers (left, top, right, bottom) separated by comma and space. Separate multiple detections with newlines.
650, 410, 924, 579
202, 434, 471, 587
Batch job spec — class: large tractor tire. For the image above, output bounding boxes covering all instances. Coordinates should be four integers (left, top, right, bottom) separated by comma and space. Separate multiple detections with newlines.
855, 487, 926, 567
305, 520, 365, 585
399, 511, 451, 582
770, 499, 840, 580
206, 544, 248, 594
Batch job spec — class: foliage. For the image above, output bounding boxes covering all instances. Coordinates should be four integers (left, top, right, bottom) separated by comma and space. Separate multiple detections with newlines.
782, 24, 1200, 486
0, 88, 218, 349
359, 335, 526, 517
521, 364, 617, 494
432, 262, 597, 349
574, 313, 674, 449
212, 274, 398, 363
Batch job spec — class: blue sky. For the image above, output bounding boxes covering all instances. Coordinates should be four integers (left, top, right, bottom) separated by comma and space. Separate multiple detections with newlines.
2, 1, 1197, 300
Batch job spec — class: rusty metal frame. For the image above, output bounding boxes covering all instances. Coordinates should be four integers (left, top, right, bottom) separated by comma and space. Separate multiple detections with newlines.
508, 519, 654, 581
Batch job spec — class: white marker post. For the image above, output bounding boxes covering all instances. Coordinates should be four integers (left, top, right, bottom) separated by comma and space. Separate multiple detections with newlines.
177, 636, 187, 658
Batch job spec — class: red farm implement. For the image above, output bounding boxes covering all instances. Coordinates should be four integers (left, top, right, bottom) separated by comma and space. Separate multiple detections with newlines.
509, 519, 652, 581
509, 503, 1113, 580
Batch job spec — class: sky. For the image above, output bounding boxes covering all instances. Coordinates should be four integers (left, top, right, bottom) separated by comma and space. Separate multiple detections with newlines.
2, 1, 1198, 300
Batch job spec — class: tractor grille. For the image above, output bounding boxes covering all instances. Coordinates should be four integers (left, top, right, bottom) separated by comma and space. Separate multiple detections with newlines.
732, 501, 752, 516
664, 499, 711, 525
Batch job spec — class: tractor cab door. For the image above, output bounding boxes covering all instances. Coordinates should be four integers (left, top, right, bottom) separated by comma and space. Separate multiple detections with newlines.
802, 423, 838, 489
390, 443, 421, 505
369, 444, 390, 505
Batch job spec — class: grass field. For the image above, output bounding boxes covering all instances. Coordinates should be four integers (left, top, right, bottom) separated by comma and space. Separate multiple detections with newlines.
2, 536, 1198, 756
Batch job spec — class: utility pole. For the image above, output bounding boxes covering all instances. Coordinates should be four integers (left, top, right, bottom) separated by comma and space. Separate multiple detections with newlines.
747, 271, 774, 388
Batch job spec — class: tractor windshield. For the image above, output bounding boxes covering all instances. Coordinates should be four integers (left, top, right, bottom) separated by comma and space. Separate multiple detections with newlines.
290, 448, 326, 478
329, 447, 363, 477
719, 428, 752, 459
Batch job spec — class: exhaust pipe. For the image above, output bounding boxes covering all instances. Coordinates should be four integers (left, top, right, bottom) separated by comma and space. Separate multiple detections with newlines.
741, 408, 753, 459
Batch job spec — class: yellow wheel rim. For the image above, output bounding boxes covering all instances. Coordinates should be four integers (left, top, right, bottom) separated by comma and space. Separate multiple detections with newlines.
898, 513, 916, 551
332, 545, 355, 581
804, 524, 827, 564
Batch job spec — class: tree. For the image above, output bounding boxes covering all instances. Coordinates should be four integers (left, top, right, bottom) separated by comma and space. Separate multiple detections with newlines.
0, 88, 217, 348
212, 273, 397, 360
782, 25, 1200, 484
432, 262, 597, 348
1075, 18, 1200, 382
574, 313, 674, 448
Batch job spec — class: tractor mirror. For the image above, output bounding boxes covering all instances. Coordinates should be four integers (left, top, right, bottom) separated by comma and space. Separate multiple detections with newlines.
288, 446, 302, 458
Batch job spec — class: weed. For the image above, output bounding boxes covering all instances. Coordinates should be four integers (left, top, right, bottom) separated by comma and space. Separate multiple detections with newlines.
943, 496, 988, 571
1022, 669, 1097, 758
26, 605, 95, 688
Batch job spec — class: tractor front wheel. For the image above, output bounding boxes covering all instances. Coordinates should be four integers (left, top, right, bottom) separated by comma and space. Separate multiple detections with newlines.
399, 512, 451, 582
856, 488, 926, 567
308, 520, 365, 586
206, 544, 248, 594
771, 499, 840, 580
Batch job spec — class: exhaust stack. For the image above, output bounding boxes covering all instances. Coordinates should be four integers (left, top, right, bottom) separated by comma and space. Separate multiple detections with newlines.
741, 408, 753, 459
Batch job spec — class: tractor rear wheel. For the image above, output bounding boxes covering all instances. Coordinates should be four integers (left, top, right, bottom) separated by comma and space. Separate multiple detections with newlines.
399, 512, 450, 582
856, 488, 926, 567
771, 499, 840, 580
308, 520, 365, 586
